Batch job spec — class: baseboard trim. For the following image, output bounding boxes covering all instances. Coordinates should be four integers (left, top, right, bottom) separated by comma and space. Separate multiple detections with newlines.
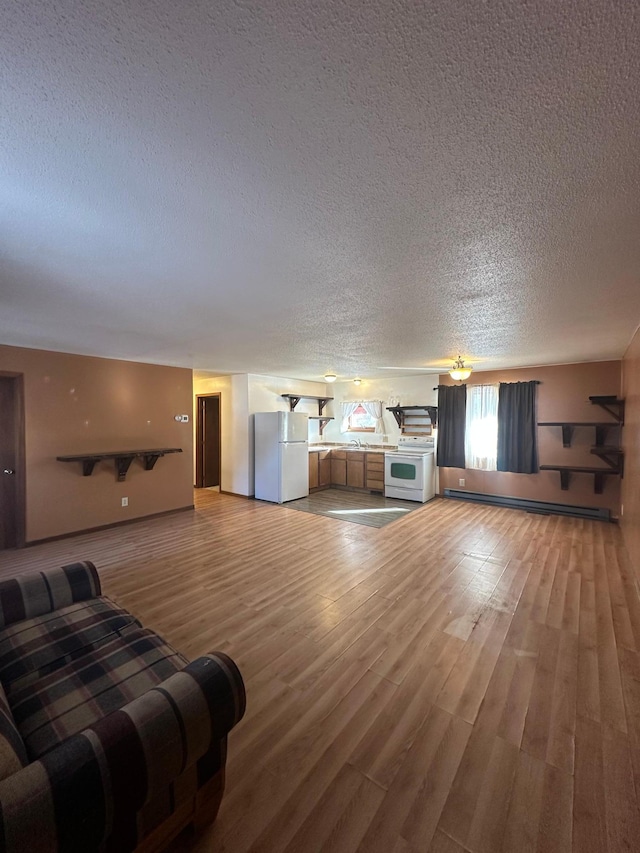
443, 489, 611, 522
27, 505, 195, 546
220, 490, 252, 499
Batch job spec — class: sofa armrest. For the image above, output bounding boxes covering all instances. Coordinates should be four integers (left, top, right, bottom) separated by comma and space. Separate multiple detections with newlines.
0, 651, 246, 852
0, 561, 101, 630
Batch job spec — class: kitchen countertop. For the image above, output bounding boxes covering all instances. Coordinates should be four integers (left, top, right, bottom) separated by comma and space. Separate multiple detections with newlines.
308, 445, 391, 454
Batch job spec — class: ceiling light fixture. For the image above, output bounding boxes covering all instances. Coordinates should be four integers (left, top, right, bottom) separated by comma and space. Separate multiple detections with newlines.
324, 373, 337, 383
448, 356, 472, 382
353, 378, 362, 386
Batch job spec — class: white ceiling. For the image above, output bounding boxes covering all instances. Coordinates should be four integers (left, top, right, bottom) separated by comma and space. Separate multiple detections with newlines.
2, 1, 640, 381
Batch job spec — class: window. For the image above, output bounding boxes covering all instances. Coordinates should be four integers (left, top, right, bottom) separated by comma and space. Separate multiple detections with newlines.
465, 384, 499, 470
347, 403, 376, 432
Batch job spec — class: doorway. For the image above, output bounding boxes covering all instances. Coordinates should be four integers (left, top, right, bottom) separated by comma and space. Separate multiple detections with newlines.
0, 374, 25, 549
196, 394, 221, 489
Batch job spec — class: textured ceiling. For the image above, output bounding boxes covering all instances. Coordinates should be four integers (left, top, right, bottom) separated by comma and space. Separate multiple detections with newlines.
1, 0, 640, 381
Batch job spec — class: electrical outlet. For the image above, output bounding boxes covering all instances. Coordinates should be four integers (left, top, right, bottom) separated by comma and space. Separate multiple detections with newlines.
121, 497, 128, 507
458, 478, 465, 487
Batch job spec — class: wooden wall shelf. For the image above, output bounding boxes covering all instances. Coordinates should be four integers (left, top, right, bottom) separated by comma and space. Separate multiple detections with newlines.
308, 416, 334, 435
282, 394, 333, 415
386, 406, 438, 432
539, 464, 620, 495
589, 395, 625, 424
537, 394, 625, 496
57, 448, 182, 481
537, 422, 620, 448
590, 446, 624, 475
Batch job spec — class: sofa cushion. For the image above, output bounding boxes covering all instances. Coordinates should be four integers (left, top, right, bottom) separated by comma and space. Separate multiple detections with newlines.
8, 626, 188, 760
0, 596, 140, 687
0, 561, 101, 630
0, 681, 27, 781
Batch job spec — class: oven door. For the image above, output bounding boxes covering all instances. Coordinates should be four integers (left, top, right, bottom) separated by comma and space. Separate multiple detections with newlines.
384, 453, 425, 489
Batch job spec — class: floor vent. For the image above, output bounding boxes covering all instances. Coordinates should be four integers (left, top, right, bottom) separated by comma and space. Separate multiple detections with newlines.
443, 489, 611, 522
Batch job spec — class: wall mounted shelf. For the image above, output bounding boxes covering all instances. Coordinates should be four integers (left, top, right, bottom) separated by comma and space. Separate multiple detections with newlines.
590, 446, 624, 475
57, 448, 182, 481
281, 394, 333, 415
539, 465, 620, 495
589, 395, 625, 424
538, 395, 625, 497
537, 422, 620, 448
386, 406, 438, 432
308, 416, 334, 435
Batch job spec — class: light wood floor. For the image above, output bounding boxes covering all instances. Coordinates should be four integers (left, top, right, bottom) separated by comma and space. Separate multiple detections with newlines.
1, 491, 640, 852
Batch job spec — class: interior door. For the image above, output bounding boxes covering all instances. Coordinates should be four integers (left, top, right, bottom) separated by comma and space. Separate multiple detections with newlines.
196, 394, 221, 488
0, 375, 25, 549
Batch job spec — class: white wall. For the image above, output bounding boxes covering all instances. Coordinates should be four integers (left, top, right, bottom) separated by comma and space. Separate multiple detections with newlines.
321, 374, 438, 444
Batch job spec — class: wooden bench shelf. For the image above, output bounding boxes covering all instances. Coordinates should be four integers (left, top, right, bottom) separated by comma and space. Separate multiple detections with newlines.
539, 464, 620, 494
57, 448, 182, 481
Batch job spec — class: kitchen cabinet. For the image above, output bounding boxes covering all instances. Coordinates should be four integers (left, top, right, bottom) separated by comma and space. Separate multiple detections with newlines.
311, 448, 387, 492
365, 453, 385, 492
330, 450, 347, 486
309, 450, 332, 492
309, 453, 319, 490
347, 454, 365, 489
319, 452, 331, 487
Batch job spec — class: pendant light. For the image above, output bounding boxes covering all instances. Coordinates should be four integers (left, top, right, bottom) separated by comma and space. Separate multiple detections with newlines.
448, 356, 472, 382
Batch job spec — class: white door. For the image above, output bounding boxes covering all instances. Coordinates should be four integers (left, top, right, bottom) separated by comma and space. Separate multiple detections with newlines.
280, 442, 309, 502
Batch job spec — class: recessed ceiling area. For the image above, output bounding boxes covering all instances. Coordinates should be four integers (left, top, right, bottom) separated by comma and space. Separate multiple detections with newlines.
1, 1, 640, 380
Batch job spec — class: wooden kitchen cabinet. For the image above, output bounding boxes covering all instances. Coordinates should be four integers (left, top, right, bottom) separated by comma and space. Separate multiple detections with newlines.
365, 452, 385, 492
309, 450, 332, 492
346, 454, 365, 489
330, 449, 386, 491
318, 451, 331, 487
330, 450, 347, 486
309, 452, 319, 490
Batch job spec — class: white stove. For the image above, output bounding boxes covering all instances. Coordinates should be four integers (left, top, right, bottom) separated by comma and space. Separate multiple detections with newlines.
384, 436, 435, 503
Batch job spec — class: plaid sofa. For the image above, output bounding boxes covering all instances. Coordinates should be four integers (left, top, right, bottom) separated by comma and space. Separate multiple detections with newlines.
0, 561, 246, 852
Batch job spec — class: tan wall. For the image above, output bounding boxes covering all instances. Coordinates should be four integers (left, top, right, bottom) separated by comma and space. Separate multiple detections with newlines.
621, 329, 640, 572
438, 361, 622, 515
0, 345, 194, 542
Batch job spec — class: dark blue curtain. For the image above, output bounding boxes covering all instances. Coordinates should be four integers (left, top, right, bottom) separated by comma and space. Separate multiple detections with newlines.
497, 381, 538, 473
436, 384, 467, 468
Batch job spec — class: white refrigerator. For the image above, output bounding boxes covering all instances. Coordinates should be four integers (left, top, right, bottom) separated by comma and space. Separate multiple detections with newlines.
254, 411, 309, 503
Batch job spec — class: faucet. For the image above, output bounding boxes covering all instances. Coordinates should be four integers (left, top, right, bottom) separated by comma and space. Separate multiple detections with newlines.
350, 438, 361, 448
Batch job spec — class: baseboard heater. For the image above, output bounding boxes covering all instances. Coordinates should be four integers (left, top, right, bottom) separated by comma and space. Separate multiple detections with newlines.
443, 489, 611, 522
